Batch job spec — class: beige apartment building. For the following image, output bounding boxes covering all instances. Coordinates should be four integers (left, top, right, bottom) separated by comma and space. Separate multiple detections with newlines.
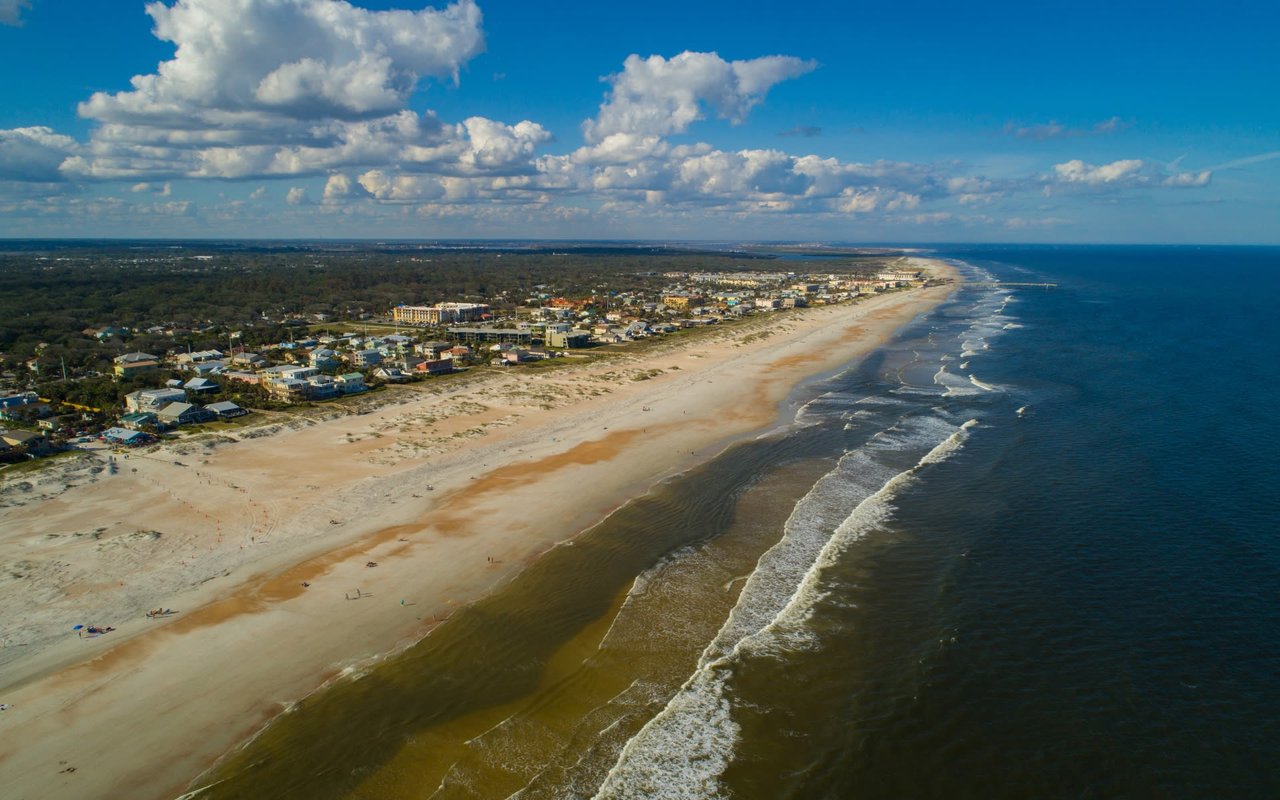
392, 303, 492, 325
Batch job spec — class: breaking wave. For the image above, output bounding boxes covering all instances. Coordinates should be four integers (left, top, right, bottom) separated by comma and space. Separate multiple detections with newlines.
592, 417, 980, 799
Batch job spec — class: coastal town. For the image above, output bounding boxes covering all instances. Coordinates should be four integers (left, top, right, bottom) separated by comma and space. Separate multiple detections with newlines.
0, 247, 927, 464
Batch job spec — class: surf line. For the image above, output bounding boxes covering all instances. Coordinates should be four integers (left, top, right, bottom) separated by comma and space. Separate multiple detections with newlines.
592, 419, 980, 800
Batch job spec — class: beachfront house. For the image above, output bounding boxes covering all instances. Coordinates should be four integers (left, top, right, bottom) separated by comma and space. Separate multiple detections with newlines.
183, 377, 218, 394
120, 411, 159, 430
264, 377, 308, 401
125, 387, 187, 413
102, 427, 149, 446
373, 366, 410, 383
156, 402, 214, 427
305, 376, 340, 399
545, 328, 591, 348
204, 401, 248, 419
336, 373, 367, 394
0, 429, 51, 455
414, 358, 453, 376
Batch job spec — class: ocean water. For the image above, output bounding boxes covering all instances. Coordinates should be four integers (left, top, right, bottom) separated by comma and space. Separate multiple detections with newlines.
194, 246, 1280, 799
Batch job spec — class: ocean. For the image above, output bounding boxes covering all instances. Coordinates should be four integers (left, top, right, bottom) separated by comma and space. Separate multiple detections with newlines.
194, 245, 1280, 799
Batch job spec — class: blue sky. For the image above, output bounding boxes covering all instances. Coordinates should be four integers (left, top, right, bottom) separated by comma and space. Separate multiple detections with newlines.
0, 0, 1276, 242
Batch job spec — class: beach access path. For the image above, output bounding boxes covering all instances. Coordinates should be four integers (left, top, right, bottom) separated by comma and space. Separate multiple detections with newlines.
0, 259, 956, 800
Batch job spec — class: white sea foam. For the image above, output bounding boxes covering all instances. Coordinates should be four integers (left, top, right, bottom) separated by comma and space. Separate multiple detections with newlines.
952, 282, 1021, 363
797, 389, 889, 425
592, 417, 979, 800
921, 418, 979, 463
890, 385, 945, 399
933, 365, 980, 397
858, 393, 919, 408
765, 417, 976, 641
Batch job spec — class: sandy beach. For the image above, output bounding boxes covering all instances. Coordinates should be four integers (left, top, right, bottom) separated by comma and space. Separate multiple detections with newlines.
0, 258, 955, 800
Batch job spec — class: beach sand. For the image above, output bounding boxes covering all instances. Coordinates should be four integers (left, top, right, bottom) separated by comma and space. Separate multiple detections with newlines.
0, 258, 955, 800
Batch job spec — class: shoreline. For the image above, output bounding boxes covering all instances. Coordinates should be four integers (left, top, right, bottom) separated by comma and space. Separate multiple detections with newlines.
0, 258, 958, 800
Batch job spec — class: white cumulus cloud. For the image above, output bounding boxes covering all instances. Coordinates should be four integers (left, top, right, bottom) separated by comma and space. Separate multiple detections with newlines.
54, 0, 510, 182
437, 117, 551, 173
531, 145, 958, 217
1050, 158, 1212, 191
582, 51, 815, 145
0, 127, 79, 181
1053, 158, 1145, 185
80, 0, 484, 125
1162, 169, 1212, 188
358, 169, 445, 202
322, 173, 359, 202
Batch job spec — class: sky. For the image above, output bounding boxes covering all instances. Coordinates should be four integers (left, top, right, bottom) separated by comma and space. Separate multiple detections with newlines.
0, 0, 1276, 242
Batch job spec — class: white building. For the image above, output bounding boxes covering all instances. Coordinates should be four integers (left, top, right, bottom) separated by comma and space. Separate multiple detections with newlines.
125, 387, 187, 413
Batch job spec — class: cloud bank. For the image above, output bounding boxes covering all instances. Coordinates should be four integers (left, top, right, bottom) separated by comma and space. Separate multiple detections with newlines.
1050, 159, 1211, 190
0, 0, 1217, 235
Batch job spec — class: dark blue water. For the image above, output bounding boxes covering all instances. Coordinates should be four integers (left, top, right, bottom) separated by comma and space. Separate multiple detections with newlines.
702, 246, 1280, 799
